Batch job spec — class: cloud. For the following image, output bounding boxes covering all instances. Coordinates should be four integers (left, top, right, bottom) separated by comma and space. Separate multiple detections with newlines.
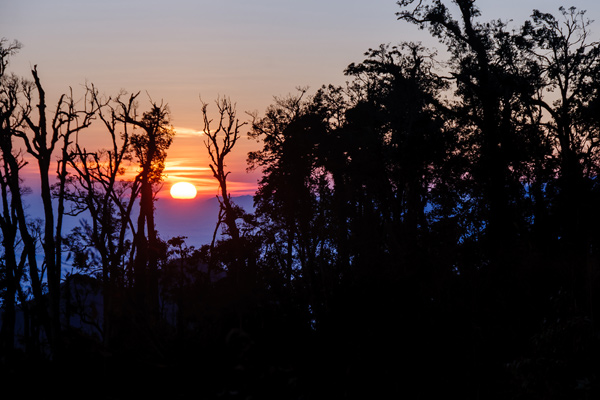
173, 127, 204, 137
164, 160, 211, 171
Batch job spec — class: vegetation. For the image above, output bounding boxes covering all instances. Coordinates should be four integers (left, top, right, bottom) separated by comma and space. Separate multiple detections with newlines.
2, 2, 600, 398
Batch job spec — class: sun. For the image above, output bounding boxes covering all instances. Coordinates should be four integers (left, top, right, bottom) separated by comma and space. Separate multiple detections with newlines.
170, 182, 198, 199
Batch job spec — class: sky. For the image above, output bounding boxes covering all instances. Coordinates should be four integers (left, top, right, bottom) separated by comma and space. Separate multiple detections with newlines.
3, 0, 599, 200
2, 0, 599, 252
2, 0, 600, 199
0, 0, 402, 199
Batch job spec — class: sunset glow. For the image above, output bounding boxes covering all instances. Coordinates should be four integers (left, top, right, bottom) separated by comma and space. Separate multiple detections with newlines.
170, 182, 198, 199
5, 1, 600, 396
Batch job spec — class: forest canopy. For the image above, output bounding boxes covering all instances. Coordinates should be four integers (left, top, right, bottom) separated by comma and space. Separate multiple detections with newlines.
2, 1, 600, 398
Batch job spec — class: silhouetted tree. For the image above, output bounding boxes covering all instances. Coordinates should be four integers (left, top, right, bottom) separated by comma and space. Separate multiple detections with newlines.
1, 54, 97, 357
248, 87, 340, 332
399, 0, 549, 258
202, 97, 262, 333
0, 38, 26, 358
63, 88, 143, 348
520, 6, 600, 306
120, 95, 174, 323
202, 97, 244, 243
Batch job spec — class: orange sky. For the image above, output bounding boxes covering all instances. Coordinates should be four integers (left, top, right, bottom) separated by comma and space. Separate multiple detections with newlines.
164, 124, 261, 199
16, 113, 261, 201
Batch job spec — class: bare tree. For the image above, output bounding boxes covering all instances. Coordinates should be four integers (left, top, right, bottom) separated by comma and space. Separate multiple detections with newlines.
201, 97, 247, 283
64, 87, 141, 347
12, 65, 98, 356
202, 97, 245, 242
0, 38, 27, 356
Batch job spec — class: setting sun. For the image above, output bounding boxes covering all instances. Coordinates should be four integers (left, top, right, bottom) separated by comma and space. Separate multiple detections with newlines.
170, 182, 198, 199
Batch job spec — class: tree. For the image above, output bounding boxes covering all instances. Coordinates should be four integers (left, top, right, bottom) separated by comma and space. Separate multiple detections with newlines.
248, 88, 339, 331
515, 6, 600, 355
202, 96, 260, 331
392, 2, 600, 395
165, 235, 195, 336
0, 38, 26, 357
339, 43, 451, 274
202, 97, 244, 246
0, 37, 100, 356
63, 87, 141, 348
15, 66, 97, 356
397, 0, 540, 259
520, 6, 600, 260
120, 95, 174, 323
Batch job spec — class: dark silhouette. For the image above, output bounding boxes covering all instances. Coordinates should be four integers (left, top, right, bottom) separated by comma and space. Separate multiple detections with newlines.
2, 2, 600, 398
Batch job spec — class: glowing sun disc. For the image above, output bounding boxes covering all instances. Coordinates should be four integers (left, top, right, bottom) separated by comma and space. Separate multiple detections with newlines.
170, 182, 197, 199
